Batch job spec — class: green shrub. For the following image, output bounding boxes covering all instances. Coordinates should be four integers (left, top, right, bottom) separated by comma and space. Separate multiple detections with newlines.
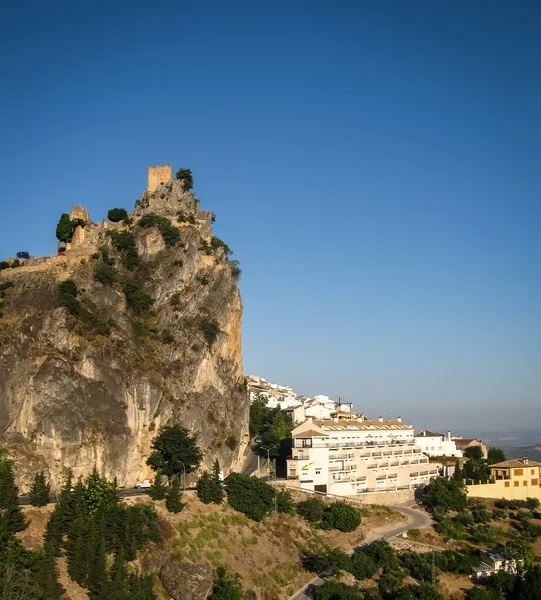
110, 230, 139, 270
177, 211, 196, 224
230, 260, 242, 280
302, 548, 351, 578
196, 274, 209, 285
0, 261, 10, 270
297, 497, 326, 524
364, 539, 397, 568
224, 473, 275, 521
321, 501, 361, 532
107, 208, 128, 222
175, 168, 193, 190
93, 262, 116, 286
210, 236, 231, 255
276, 490, 295, 515
58, 280, 81, 316
349, 550, 377, 581
198, 239, 213, 255
315, 581, 362, 600
225, 435, 238, 450
58, 279, 78, 297
200, 317, 220, 347
139, 213, 180, 247
123, 278, 154, 313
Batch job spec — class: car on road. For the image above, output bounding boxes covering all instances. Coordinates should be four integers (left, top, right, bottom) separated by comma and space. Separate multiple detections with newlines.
135, 479, 153, 489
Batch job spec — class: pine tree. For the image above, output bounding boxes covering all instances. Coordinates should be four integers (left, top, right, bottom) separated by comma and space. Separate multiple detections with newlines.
105, 548, 130, 600
29, 470, 51, 507
38, 540, 66, 599
165, 475, 185, 513
87, 532, 108, 599
196, 471, 215, 504
149, 471, 167, 501
0, 450, 26, 534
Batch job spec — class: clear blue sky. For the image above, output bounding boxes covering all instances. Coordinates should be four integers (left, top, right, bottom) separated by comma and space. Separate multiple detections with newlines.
1, 1, 540, 432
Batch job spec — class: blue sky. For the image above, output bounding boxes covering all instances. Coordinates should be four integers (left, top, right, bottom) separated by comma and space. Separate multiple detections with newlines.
1, 1, 540, 432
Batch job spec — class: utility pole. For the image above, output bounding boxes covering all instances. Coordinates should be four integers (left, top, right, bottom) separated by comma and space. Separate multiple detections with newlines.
261, 446, 277, 481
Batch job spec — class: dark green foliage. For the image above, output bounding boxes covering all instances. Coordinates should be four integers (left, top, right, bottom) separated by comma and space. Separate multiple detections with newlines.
224, 472, 275, 521
249, 392, 269, 438
496, 498, 540, 510
0, 261, 10, 270
148, 472, 167, 501
165, 475, 185, 513
196, 462, 223, 505
56, 212, 74, 243
321, 501, 361, 532
255, 405, 294, 462
209, 566, 243, 600
487, 447, 506, 465
138, 213, 180, 247
422, 476, 467, 514
111, 230, 139, 270
177, 211, 196, 224
297, 497, 326, 524
378, 565, 406, 596
210, 236, 232, 255
0, 450, 26, 534
230, 259, 242, 280
123, 278, 154, 313
175, 168, 194, 190
349, 550, 377, 581
276, 490, 295, 514
58, 279, 78, 297
108, 208, 128, 222
364, 539, 397, 568
225, 435, 238, 450
198, 239, 213, 255
512, 565, 541, 600
10, 259, 21, 268
200, 317, 220, 347
303, 548, 351, 578
94, 261, 117, 286
196, 273, 210, 285
147, 424, 203, 480
314, 581, 363, 600
467, 587, 504, 600
29, 471, 50, 507
16, 251, 30, 259
465, 446, 484, 461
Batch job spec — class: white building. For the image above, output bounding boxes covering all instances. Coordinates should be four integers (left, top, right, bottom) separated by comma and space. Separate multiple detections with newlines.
287, 417, 440, 497
414, 430, 463, 458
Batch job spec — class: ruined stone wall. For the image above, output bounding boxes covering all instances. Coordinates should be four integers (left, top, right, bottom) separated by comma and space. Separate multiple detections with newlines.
148, 165, 172, 192
71, 204, 90, 222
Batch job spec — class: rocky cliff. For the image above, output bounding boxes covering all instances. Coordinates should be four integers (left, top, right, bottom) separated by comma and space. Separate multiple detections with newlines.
0, 177, 249, 491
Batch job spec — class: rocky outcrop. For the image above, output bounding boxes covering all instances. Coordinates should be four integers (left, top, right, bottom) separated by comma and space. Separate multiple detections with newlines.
160, 561, 214, 600
0, 178, 249, 491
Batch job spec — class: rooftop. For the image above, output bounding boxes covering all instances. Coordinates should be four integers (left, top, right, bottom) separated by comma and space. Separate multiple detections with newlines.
313, 419, 412, 431
415, 430, 444, 438
490, 459, 541, 469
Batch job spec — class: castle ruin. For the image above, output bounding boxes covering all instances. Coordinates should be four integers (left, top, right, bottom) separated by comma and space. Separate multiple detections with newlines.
147, 164, 172, 192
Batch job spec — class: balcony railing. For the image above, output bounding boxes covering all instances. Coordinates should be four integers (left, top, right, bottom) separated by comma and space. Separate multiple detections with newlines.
295, 440, 416, 450
329, 465, 355, 472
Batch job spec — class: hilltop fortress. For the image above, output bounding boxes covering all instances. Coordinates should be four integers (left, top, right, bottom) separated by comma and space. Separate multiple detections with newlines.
0, 165, 247, 491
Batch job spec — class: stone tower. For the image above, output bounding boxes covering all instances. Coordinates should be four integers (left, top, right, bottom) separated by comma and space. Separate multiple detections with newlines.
148, 165, 172, 192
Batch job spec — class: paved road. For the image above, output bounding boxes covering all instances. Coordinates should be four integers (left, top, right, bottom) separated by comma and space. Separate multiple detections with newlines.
288, 504, 432, 600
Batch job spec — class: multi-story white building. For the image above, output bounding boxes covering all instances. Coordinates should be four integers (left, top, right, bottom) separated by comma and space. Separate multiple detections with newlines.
414, 430, 463, 458
287, 417, 440, 497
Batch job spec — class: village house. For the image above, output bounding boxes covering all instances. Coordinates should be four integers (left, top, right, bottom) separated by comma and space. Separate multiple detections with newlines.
414, 430, 463, 458
471, 548, 518, 581
467, 458, 541, 501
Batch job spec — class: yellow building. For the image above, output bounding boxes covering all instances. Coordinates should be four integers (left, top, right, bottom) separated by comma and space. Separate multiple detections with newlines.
467, 458, 541, 500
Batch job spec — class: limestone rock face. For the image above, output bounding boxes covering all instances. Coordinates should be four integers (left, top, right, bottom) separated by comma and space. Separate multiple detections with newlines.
160, 561, 214, 600
0, 179, 249, 491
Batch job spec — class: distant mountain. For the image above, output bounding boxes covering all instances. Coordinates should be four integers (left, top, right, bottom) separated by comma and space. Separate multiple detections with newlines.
503, 445, 541, 463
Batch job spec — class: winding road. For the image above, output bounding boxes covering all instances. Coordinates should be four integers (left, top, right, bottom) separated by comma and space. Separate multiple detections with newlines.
288, 504, 433, 600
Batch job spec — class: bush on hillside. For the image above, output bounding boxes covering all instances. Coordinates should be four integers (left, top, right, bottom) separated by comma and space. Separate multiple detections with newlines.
321, 501, 361, 532
297, 497, 326, 524
107, 208, 128, 222
175, 168, 193, 190
223, 473, 275, 521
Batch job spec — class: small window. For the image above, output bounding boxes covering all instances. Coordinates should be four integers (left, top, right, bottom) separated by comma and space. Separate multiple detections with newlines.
532, 479, 539, 486
532, 469, 535, 475
315, 469, 321, 475
523, 481, 528, 486
514, 469, 523, 476
514, 481, 519, 487
505, 482, 510, 488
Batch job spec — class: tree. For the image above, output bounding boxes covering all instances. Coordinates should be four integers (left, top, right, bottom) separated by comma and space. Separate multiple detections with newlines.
56, 213, 74, 243
108, 208, 128, 222
148, 471, 167, 501
196, 461, 223, 505
147, 425, 202, 482
315, 581, 362, 600
512, 565, 541, 600
224, 473, 275, 521
209, 566, 243, 600
465, 446, 484, 461
364, 539, 397, 568
487, 448, 506, 465
249, 393, 269, 438
276, 490, 295, 514
422, 477, 467, 513
165, 475, 185, 513
297, 497, 326, 524
0, 450, 26, 534
349, 550, 377, 581
303, 548, 351, 578
321, 502, 361, 532
505, 537, 536, 570
16, 251, 30, 260
175, 168, 193, 190
29, 471, 50, 507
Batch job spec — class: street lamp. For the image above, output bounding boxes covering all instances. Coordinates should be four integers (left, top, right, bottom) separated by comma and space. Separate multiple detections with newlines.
260, 445, 277, 481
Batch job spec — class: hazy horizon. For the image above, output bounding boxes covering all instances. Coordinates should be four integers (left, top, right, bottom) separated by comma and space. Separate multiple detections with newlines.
1, 1, 539, 432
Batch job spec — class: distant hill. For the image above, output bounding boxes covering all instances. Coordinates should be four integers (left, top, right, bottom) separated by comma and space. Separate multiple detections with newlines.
502, 445, 541, 463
